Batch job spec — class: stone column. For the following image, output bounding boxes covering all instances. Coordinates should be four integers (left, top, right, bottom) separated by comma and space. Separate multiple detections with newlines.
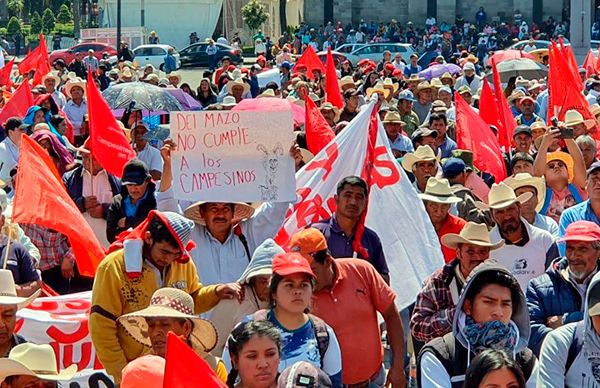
437, 0, 456, 24
571, 0, 593, 61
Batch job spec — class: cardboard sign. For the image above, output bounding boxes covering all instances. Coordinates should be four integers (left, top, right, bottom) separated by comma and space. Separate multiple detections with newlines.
16, 292, 115, 388
257, 68, 281, 88
171, 110, 296, 202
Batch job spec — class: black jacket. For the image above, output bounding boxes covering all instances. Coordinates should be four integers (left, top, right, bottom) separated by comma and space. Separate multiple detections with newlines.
106, 182, 156, 242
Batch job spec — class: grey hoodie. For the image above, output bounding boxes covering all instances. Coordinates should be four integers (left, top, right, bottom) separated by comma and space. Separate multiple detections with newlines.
419, 259, 537, 387
537, 271, 600, 387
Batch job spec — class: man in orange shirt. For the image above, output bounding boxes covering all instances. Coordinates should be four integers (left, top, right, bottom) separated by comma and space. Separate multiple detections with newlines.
419, 177, 466, 263
289, 228, 406, 388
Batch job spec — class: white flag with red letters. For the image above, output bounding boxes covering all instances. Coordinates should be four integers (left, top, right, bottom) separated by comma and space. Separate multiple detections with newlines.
276, 98, 444, 308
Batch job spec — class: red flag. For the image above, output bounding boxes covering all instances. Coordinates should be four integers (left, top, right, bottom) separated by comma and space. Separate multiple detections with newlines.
32, 36, 50, 86
455, 92, 507, 182
12, 136, 105, 277
86, 71, 136, 177
294, 46, 325, 80
491, 59, 517, 150
0, 59, 15, 89
325, 47, 343, 109
479, 79, 501, 130
304, 95, 335, 155
584, 49, 598, 78
164, 332, 227, 388
0, 81, 34, 125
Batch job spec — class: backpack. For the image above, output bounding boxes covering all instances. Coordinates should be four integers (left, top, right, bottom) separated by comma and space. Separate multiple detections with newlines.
565, 320, 585, 375
252, 309, 330, 368
417, 333, 536, 388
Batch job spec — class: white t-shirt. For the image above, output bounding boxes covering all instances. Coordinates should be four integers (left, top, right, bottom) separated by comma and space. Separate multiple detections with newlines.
136, 143, 163, 173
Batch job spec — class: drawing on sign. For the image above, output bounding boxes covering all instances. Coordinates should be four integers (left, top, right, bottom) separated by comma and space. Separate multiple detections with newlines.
257, 142, 284, 200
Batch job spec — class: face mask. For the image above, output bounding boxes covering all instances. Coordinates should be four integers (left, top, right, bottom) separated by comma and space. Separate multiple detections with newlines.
464, 315, 518, 354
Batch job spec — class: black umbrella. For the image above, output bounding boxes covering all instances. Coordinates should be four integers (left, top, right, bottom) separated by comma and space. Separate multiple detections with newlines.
102, 82, 183, 111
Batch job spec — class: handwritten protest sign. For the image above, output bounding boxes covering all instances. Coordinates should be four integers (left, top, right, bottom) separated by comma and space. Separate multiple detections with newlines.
16, 292, 114, 388
170, 110, 296, 203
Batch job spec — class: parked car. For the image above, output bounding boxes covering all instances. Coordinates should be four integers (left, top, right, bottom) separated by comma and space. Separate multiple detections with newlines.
133, 44, 180, 71
315, 51, 348, 65
418, 51, 439, 68
509, 39, 570, 50
344, 43, 416, 66
334, 43, 365, 54
49, 42, 117, 65
178, 42, 243, 68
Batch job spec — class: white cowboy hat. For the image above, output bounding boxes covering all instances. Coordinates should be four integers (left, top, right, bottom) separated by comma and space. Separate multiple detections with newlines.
63, 77, 86, 98
590, 103, 600, 117
118, 288, 218, 352
0, 343, 77, 382
366, 82, 390, 99
418, 177, 462, 204
504, 173, 546, 212
119, 67, 135, 82
226, 78, 250, 95
507, 90, 526, 103
401, 145, 441, 172
563, 109, 595, 129
42, 72, 60, 85
338, 75, 359, 90
477, 182, 533, 210
382, 78, 399, 93
382, 111, 406, 125
0, 269, 40, 308
257, 88, 276, 98
167, 71, 182, 84
221, 95, 238, 107
299, 148, 314, 163
183, 201, 255, 225
441, 221, 505, 249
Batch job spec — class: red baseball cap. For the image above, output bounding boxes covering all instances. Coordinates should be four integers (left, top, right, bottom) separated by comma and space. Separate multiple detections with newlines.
272, 252, 316, 279
385, 63, 395, 71
295, 64, 307, 71
558, 221, 600, 243
358, 59, 370, 67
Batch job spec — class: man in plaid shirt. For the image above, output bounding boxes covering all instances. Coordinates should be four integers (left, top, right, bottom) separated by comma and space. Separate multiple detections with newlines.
410, 222, 504, 350
21, 224, 93, 294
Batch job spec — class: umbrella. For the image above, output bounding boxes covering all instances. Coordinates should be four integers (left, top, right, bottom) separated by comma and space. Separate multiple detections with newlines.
486, 50, 536, 66
232, 97, 305, 125
418, 63, 462, 80
102, 82, 183, 111
165, 88, 202, 111
484, 59, 548, 83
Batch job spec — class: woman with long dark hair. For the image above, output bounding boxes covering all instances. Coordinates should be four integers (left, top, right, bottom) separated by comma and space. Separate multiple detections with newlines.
464, 349, 526, 388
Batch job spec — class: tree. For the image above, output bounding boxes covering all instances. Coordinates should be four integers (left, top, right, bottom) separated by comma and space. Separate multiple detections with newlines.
72, 0, 80, 37
7, 16, 22, 36
56, 3, 72, 23
241, 0, 269, 32
7, 0, 24, 18
42, 8, 56, 33
30, 11, 42, 34
279, 0, 287, 37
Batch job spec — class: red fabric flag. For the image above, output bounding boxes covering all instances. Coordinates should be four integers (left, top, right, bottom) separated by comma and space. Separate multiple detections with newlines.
32, 36, 50, 86
164, 332, 227, 388
12, 136, 105, 277
455, 92, 507, 182
479, 79, 501, 129
325, 47, 344, 109
584, 49, 598, 78
491, 59, 517, 150
294, 46, 326, 80
304, 95, 335, 155
0, 59, 15, 89
0, 81, 34, 125
86, 71, 136, 177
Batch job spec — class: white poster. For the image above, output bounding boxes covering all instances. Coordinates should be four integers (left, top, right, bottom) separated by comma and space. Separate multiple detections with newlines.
170, 110, 296, 203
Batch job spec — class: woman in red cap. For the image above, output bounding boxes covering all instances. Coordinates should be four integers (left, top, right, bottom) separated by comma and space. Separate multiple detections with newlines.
223, 252, 343, 388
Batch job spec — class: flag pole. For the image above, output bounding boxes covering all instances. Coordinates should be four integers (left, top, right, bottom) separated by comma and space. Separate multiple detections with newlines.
2, 224, 12, 270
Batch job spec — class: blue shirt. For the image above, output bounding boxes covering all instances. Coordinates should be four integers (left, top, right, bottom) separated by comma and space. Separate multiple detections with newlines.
403, 64, 422, 77
163, 54, 177, 74
311, 215, 389, 275
123, 189, 149, 218
438, 135, 458, 159
388, 134, 414, 153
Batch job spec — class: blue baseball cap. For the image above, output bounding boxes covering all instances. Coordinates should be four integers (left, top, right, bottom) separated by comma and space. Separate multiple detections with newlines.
442, 157, 467, 179
398, 90, 416, 102
280, 61, 292, 70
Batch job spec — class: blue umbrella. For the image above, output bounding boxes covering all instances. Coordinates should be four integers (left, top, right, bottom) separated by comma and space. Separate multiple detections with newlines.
418, 63, 462, 80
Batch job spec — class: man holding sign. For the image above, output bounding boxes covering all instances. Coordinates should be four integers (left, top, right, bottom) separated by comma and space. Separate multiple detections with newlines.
158, 113, 302, 286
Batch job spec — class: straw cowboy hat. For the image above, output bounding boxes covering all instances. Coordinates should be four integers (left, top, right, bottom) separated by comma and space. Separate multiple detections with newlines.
418, 177, 462, 204
0, 343, 77, 382
563, 109, 595, 129
504, 173, 546, 212
299, 148, 314, 163
119, 67, 135, 82
227, 78, 251, 95
590, 103, 600, 117
416, 81, 432, 93
0, 269, 40, 308
507, 90, 526, 103
257, 88, 276, 98
366, 82, 390, 99
319, 102, 341, 122
221, 95, 238, 107
382, 78, 399, 93
118, 288, 218, 352
477, 182, 533, 210
167, 71, 182, 84
63, 77, 86, 98
183, 201, 255, 225
42, 72, 60, 85
515, 76, 531, 88
440, 72, 455, 85
407, 74, 424, 83
339, 75, 359, 91
401, 145, 441, 172
546, 151, 575, 183
382, 111, 405, 125
441, 221, 505, 249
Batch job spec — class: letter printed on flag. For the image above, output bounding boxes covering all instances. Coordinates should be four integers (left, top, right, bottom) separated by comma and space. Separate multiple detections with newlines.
86, 72, 136, 178
12, 136, 105, 277
276, 98, 444, 308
